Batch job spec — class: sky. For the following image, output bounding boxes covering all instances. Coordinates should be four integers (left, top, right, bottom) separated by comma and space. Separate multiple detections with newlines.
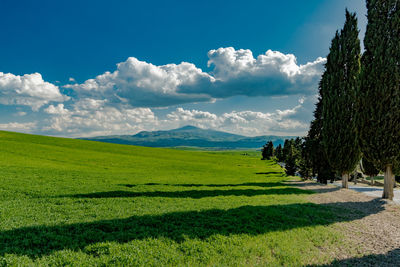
0, 0, 367, 137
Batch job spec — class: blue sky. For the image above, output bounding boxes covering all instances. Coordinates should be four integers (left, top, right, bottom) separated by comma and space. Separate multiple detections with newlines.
0, 0, 366, 137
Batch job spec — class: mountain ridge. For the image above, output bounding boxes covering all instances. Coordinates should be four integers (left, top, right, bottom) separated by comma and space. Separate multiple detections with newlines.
81, 125, 297, 150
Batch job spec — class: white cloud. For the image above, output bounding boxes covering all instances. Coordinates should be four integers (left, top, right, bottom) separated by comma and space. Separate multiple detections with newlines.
36, 95, 310, 137
192, 47, 326, 98
66, 48, 325, 108
0, 72, 67, 110
167, 108, 218, 124
0, 48, 322, 136
44, 104, 69, 115
65, 57, 214, 107
16, 111, 27, 116
43, 98, 157, 137
68, 77, 76, 82
163, 100, 308, 136
0, 122, 37, 132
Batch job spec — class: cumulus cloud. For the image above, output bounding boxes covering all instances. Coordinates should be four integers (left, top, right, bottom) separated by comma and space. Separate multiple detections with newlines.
44, 103, 69, 115
66, 47, 325, 107
0, 72, 67, 110
43, 98, 157, 137
0, 47, 322, 136
36, 94, 310, 137
16, 111, 27, 116
0, 122, 37, 132
189, 47, 326, 98
167, 108, 218, 126
164, 100, 308, 136
0, 96, 311, 137
65, 57, 214, 107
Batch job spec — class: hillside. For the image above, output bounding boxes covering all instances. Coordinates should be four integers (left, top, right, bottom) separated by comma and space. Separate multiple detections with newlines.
81, 125, 296, 149
0, 130, 379, 266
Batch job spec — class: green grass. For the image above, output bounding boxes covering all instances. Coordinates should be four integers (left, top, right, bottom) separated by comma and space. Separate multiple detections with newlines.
0, 131, 365, 266
365, 176, 384, 181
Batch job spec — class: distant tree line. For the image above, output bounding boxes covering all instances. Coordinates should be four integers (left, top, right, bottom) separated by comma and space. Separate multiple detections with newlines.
261, 1, 400, 200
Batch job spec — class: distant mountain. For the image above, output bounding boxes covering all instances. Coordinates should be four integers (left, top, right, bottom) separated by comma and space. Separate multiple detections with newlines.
81, 126, 297, 150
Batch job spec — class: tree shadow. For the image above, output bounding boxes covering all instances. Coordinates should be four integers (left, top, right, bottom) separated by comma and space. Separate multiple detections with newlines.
312, 248, 400, 266
59, 187, 314, 199
286, 182, 341, 194
350, 187, 383, 193
255, 171, 284, 175
0, 199, 385, 258
119, 182, 285, 188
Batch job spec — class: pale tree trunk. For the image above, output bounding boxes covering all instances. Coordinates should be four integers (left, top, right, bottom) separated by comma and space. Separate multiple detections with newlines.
370, 176, 374, 186
342, 173, 349, 189
382, 164, 394, 200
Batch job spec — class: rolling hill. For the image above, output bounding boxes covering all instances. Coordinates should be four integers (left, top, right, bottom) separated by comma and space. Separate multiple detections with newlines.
81, 125, 296, 149
0, 130, 356, 265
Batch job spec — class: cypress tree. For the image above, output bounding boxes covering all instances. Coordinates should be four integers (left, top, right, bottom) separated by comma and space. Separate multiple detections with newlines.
275, 144, 284, 162
267, 141, 274, 159
282, 139, 291, 161
299, 137, 313, 179
261, 145, 267, 160
261, 141, 274, 160
307, 78, 336, 184
294, 137, 302, 152
358, 0, 400, 199
361, 157, 379, 185
284, 142, 297, 176
321, 10, 361, 189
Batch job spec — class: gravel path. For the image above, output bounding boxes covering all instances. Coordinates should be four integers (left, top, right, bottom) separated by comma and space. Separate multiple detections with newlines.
331, 181, 400, 204
287, 180, 400, 266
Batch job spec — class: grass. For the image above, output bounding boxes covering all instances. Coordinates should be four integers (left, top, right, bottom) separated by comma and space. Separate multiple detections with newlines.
365, 176, 384, 181
0, 131, 366, 266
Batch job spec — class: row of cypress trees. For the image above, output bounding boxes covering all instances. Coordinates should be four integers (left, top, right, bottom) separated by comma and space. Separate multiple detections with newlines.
306, 0, 400, 200
261, 139, 301, 162
261, 138, 303, 176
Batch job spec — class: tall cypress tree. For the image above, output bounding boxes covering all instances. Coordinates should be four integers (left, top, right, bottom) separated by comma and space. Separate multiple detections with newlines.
358, 0, 400, 199
266, 141, 274, 159
261, 141, 274, 160
284, 142, 298, 176
321, 10, 361, 189
282, 139, 291, 161
307, 98, 335, 184
299, 137, 313, 179
275, 144, 284, 162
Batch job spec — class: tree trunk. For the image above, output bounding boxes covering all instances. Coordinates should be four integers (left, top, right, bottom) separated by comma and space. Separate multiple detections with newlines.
354, 174, 357, 185
382, 164, 394, 200
370, 176, 374, 186
342, 173, 349, 189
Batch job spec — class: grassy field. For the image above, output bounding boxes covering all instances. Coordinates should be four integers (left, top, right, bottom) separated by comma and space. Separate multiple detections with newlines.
0, 131, 357, 266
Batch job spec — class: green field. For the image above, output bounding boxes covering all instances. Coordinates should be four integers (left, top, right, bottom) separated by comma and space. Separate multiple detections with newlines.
0, 131, 358, 266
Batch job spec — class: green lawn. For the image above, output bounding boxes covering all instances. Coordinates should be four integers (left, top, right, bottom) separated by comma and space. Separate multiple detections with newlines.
0, 131, 358, 266
365, 176, 384, 181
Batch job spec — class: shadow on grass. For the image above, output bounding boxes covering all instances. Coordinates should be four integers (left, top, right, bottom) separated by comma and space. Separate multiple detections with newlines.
312, 248, 400, 266
286, 182, 341, 194
255, 172, 284, 175
59, 187, 314, 199
0, 199, 385, 258
120, 182, 285, 188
